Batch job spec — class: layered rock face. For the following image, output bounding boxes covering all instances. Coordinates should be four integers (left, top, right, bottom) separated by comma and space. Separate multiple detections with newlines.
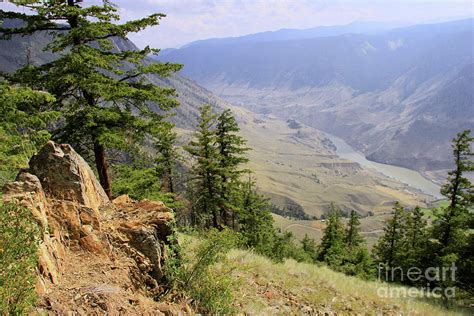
2, 141, 186, 314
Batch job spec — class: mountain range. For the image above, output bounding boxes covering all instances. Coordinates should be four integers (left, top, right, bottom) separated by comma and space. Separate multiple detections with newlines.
159, 19, 474, 174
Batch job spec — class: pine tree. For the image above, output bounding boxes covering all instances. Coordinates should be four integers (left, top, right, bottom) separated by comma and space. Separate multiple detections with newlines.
0, 81, 57, 185
345, 210, 365, 249
373, 202, 407, 281
380, 206, 430, 285
435, 130, 473, 249
402, 207, 428, 271
215, 109, 249, 227
318, 203, 345, 266
338, 210, 374, 279
430, 130, 473, 300
154, 121, 178, 193
238, 174, 276, 256
0, 1, 182, 198
301, 234, 318, 262
186, 105, 220, 228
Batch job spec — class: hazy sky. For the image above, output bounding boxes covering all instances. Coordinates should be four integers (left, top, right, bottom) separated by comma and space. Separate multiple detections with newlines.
1, 0, 472, 48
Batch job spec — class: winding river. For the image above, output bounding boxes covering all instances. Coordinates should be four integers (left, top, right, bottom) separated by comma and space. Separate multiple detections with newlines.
325, 133, 442, 198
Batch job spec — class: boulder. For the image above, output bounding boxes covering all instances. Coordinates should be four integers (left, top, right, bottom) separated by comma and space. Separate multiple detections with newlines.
111, 196, 175, 281
28, 141, 110, 211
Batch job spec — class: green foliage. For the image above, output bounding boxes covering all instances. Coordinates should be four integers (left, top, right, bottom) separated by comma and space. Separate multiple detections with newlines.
164, 229, 238, 314
1, 0, 181, 196
373, 202, 407, 274
154, 121, 179, 193
318, 204, 345, 265
429, 130, 473, 299
345, 210, 365, 249
316, 206, 374, 278
0, 81, 57, 187
270, 230, 310, 263
339, 246, 375, 280
300, 234, 318, 262
238, 176, 276, 257
340, 210, 375, 279
0, 202, 41, 314
370, 130, 473, 304
111, 164, 184, 210
399, 206, 430, 283
215, 109, 250, 225
186, 105, 221, 227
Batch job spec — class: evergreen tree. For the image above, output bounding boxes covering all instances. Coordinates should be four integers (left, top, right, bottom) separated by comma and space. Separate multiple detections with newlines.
0, 0, 182, 198
339, 210, 374, 279
435, 130, 473, 250
0, 81, 57, 186
345, 210, 365, 249
301, 234, 318, 262
430, 130, 473, 300
238, 175, 275, 256
318, 204, 345, 266
186, 105, 220, 228
373, 202, 407, 281
215, 109, 249, 227
154, 121, 178, 193
401, 206, 429, 279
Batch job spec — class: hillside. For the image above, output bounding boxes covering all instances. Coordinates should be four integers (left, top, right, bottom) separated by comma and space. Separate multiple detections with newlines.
160, 18, 474, 173
181, 234, 471, 315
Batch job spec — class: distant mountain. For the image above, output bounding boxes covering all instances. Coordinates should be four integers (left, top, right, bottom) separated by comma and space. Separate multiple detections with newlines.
160, 18, 474, 172
181, 21, 410, 48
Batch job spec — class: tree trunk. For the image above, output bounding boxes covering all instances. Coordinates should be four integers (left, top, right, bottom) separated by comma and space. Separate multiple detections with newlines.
94, 140, 112, 199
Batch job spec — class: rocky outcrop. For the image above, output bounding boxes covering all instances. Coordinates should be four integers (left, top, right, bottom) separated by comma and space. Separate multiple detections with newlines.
28, 141, 110, 211
2, 141, 185, 314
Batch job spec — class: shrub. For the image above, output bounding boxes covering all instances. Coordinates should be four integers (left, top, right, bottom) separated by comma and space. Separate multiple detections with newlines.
0, 202, 41, 314
164, 229, 238, 314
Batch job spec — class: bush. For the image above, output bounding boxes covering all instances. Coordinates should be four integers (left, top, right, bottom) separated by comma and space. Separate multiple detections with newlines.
0, 202, 41, 314
164, 229, 238, 314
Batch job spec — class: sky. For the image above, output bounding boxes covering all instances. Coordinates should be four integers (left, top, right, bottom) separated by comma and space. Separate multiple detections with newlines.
1, 0, 473, 48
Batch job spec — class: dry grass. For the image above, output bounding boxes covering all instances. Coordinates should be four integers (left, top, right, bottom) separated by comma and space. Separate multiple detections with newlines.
216, 248, 470, 315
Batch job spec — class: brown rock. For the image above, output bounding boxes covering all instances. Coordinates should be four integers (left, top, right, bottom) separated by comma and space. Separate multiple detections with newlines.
80, 234, 107, 255
112, 194, 134, 206
37, 242, 59, 284
2, 172, 49, 228
28, 141, 109, 211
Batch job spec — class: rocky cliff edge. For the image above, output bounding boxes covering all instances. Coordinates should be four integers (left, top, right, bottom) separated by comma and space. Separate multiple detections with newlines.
2, 141, 189, 314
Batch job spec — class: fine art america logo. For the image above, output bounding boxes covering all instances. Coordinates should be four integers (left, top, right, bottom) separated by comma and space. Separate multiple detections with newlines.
377, 263, 457, 299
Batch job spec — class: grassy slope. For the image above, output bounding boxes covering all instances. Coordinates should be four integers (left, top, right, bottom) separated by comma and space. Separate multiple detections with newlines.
182, 234, 470, 315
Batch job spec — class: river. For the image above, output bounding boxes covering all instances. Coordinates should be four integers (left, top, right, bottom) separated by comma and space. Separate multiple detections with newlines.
324, 133, 442, 198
